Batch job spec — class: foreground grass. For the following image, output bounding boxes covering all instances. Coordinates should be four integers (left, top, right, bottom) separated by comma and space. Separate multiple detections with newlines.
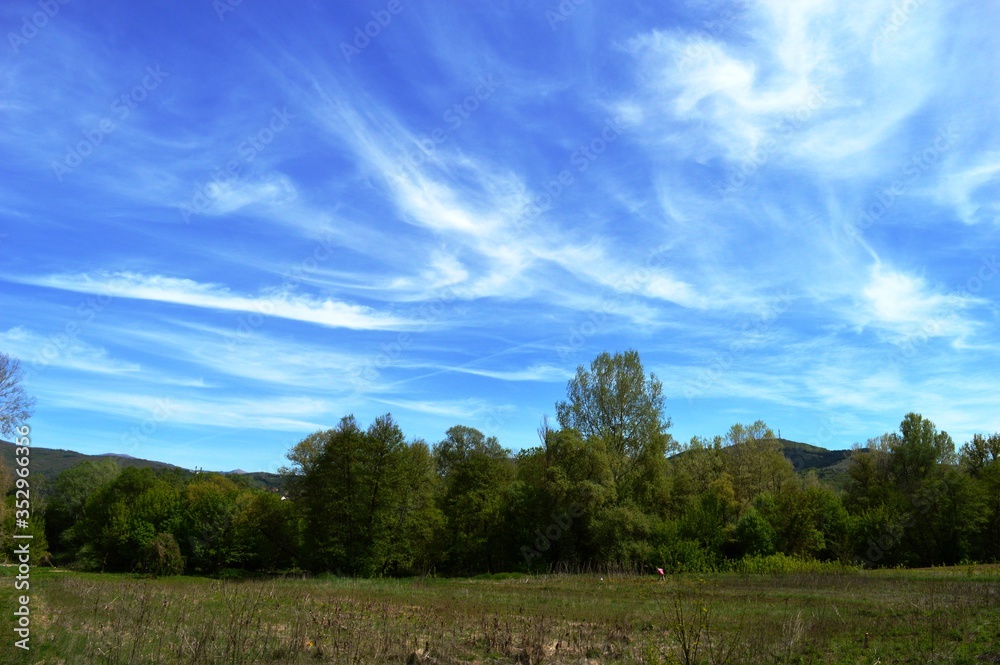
2, 565, 999, 663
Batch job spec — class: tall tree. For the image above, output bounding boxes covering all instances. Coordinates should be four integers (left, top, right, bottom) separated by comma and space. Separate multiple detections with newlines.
45, 459, 121, 558
556, 349, 675, 489
722, 421, 795, 511
0, 351, 35, 438
297, 414, 414, 575
434, 425, 513, 574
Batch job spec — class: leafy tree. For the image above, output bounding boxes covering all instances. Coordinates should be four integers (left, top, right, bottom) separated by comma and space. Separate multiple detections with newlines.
180, 474, 243, 573
139, 532, 185, 576
298, 414, 413, 575
45, 459, 121, 558
0, 352, 35, 438
961, 433, 1000, 478
721, 421, 795, 512
80, 467, 182, 571
434, 424, 513, 574
891, 413, 955, 490
231, 490, 300, 572
510, 426, 614, 570
556, 349, 675, 496
734, 507, 776, 557
388, 440, 446, 575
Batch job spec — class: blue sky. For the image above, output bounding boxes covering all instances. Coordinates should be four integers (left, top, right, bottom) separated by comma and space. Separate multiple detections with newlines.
2, 0, 998, 472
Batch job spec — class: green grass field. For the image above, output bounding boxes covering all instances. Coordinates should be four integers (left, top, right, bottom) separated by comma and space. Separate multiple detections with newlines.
2, 566, 999, 664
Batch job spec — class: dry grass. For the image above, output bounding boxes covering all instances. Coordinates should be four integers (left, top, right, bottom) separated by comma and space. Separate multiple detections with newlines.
2, 566, 999, 663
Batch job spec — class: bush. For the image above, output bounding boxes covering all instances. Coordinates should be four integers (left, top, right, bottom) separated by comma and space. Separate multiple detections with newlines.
139, 532, 185, 576
730, 553, 857, 575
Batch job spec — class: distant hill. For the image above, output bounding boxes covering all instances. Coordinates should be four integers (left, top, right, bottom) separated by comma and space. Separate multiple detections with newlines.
0, 440, 284, 491
773, 438, 856, 489
670, 438, 856, 489
2, 437, 855, 494
774, 438, 853, 472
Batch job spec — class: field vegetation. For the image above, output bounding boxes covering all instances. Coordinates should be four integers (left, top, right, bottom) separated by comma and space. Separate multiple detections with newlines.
2, 565, 998, 663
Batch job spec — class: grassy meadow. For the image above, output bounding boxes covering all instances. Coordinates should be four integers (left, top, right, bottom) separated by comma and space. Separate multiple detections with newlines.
3, 565, 1000, 664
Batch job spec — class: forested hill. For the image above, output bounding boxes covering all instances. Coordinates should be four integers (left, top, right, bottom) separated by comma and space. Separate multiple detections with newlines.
0, 440, 284, 490
772, 439, 854, 472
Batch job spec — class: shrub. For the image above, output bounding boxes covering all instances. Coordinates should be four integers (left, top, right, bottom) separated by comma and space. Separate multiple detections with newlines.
139, 532, 185, 576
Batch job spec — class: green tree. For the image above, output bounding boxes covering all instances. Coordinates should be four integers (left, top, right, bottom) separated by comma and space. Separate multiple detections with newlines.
139, 532, 184, 576
510, 426, 614, 570
0, 352, 35, 438
231, 490, 300, 572
721, 421, 795, 512
556, 349, 675, 497
389, 440, 446, 575
961, 432, 1000, 478
180, 474, 243, 573
45, 459, 121, 559
297, 414, 413, 575
80, 467, 182, 571
434, 424, 513, 574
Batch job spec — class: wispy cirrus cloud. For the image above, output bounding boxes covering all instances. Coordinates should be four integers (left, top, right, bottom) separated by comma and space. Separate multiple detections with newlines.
11, 271, 413, 331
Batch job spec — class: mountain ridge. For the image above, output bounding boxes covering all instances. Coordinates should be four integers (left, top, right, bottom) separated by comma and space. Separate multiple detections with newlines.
0, 440, 284, 491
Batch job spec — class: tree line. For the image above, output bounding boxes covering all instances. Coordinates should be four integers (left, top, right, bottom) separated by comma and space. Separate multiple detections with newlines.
3, 349, 999, 575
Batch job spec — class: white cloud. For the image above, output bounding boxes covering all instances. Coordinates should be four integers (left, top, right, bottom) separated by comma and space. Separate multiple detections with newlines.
13, 271, 413, 331
0, 326, 141, 375
202, 173, 297, 215
854, 264, 979, 343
